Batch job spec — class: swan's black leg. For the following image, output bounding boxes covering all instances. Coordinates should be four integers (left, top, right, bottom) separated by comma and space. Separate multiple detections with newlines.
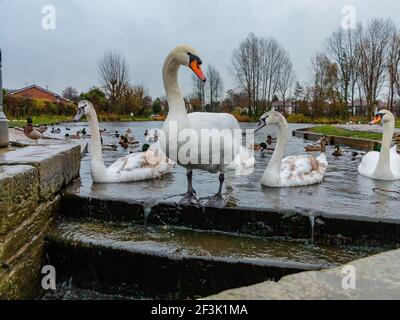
205, 173, 226, 209
178, 170, 199, 206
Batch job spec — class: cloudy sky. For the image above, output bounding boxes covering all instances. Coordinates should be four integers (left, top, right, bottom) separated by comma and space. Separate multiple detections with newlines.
1, 0, 400, 98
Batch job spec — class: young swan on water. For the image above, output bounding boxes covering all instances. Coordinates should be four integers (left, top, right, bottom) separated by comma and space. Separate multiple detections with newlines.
74, 100, 174, 183
358, 110, 400, 180
255, 111, 328, 187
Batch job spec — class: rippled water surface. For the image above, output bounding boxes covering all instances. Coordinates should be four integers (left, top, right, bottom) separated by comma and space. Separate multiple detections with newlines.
61, 121, 400, 220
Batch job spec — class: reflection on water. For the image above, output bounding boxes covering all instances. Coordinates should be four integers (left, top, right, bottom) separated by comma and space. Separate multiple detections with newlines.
62, 121, 400, 219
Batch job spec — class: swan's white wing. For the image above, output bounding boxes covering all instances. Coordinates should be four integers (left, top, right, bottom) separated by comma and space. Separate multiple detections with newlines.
107, 153, 147, 174
180, 112, 242, 172
106, 149, 174, 182
280, 154, 327, 187
390, 146, 400, 178
358, 151, 379, 178
227, 146, 255, 171
188, 112, 240, 132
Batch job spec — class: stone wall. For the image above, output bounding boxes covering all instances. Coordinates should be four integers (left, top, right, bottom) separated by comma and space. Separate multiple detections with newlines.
0, 145, 80, 299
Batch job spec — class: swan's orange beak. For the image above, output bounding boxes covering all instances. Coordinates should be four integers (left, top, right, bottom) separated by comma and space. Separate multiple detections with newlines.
370, 114, 382, 125
190, 60, 206, 82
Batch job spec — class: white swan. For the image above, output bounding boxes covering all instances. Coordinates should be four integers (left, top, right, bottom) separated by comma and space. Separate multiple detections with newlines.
256, 111, 328, 187
73, 100, 174, 183
358, 110, 400, 180
160, 45, 248, 207
227, 146, 256, 175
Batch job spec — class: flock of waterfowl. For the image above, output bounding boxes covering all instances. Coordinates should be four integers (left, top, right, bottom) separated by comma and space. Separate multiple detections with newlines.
23, 45, 400, 208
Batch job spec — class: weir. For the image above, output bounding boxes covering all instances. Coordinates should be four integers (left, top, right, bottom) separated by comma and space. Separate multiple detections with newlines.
1, 122, 400, 299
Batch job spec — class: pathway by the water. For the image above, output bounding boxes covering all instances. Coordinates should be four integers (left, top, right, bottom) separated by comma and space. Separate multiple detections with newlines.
335, 124, 400, 135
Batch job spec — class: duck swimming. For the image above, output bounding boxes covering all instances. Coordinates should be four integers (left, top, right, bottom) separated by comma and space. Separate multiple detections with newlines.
332, 145, 343, 157
304, 137, 328, 152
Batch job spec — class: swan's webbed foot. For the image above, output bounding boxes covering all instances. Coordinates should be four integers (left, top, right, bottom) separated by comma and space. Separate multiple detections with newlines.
178, 169, 200, 207
178, 190, 200, 207
205, 173, 226, 208
205, 194, 226, 209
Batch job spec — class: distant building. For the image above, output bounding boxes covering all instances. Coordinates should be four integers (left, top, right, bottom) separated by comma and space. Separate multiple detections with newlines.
350, 99, 399, 116
10, 84, 69, 103
271, 101, 293, 115
233, 106, 249, 114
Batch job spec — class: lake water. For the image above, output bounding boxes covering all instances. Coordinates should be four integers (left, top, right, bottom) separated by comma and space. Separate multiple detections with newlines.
59, 121, 400, 221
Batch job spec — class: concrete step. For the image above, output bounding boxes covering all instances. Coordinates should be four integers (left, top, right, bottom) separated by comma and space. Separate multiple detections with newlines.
60, 193, 400, 247
43, 219, 382, 299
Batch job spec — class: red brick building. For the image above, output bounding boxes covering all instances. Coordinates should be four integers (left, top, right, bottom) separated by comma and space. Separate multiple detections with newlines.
10, 84, 69, 103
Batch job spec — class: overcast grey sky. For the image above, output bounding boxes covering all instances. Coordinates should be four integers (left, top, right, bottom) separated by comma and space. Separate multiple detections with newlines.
1, 0, 400, 98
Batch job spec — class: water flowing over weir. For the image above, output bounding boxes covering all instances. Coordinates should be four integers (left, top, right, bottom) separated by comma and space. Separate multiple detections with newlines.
36, 122, 400, 299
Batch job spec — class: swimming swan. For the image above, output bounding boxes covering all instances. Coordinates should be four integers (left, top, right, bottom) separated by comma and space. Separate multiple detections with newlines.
74, 100, 174, 183
160, 45, 250, 207
358, 110, 400, 180
256, 111, 328, 187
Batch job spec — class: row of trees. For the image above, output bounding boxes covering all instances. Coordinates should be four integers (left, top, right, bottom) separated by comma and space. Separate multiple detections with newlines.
304, 18, 400, 117
62, 51, 152, 116
230, 32, 294, 114
189, 18, 400, 118
52, 17, 400, 119
190, 64, 224, 112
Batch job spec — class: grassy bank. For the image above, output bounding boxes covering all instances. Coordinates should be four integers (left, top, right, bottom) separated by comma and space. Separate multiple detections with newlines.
8, 114, 158, 127
311, 125, 383, 140
8, 115, 73, 128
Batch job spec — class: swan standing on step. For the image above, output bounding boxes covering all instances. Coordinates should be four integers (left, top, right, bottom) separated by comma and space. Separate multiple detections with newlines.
74, 100, 174, 183
160, 45, 247, 208
358, 110, 400, 180
255, 111, 328, 187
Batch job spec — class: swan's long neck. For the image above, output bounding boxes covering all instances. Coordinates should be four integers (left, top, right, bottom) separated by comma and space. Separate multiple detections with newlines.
86, 111, 106, 171
263, 120, 288, 182
162, 54, 189, 126
374, 120, 394, 178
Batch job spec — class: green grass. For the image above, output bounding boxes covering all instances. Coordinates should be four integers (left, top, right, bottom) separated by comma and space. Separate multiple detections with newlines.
8, 114, 158, 128
396, 120, 400, 128
8, 115, 73, 128
311, 125, 383, 141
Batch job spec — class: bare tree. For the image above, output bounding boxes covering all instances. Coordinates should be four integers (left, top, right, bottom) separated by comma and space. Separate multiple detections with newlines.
98, 50, 129, 112
387, 26, 400, 112
277, 53, 295, 108
356, 18, 394, 116
260, 38, 286, 109
191, 74, 205, 110
62, 86, 79, 102
206, 64, 224, 112
230, 32, 261, 113
309, 52, 340, 116
325, 27, 359, 109
230, 33, 291, 113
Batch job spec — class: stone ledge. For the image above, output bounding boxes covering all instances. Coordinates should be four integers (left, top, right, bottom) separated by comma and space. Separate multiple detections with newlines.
0, 196, 59, 262
0, 165, 39, 234
0, 145, 81, 200
292, 128, 380, 150
205, 248, 400, 300
0, 219, 53, 299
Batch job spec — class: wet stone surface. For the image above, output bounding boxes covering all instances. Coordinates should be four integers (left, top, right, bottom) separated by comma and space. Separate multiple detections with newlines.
62, 122, 400, 221
0, 144, 81, 200
43, 219, 384, 299
0, 165, 39, 235
205, 248, 400, 300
